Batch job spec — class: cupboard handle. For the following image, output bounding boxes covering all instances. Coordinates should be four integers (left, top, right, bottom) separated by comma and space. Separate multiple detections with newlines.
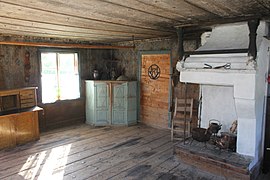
109, 83, 112, 125
111, 84, 113, 106
107, 84, 110, 107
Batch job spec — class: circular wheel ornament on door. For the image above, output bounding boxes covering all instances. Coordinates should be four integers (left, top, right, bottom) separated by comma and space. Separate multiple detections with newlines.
148, 64, 161, 80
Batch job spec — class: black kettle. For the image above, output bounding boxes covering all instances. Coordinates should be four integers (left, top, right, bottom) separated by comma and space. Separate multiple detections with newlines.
209, 119, 222, 134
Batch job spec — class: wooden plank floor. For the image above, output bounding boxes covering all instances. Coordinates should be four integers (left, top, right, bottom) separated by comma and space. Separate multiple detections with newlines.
0, 124, 224, 180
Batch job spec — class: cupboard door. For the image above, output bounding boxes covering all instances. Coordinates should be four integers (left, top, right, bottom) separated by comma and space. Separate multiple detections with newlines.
127, 81, 137, 125
95, 83, 110, 125
0, 116, 16, 149
15, 112, 35, 145
31, 112, 40, 140
112, 83, 127, 125
85, 81, 94, 125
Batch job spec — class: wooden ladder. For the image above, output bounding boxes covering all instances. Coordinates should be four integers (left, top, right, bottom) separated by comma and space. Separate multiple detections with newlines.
171, 98, 193, 141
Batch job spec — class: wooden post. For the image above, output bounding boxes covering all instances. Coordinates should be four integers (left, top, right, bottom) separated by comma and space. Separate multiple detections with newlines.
248, 19, 260, 60
184, 82, 188, 144
177, 28, 184, 61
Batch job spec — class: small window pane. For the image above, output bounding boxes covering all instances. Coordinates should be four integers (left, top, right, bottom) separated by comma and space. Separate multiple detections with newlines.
41, 53, 58, 103
58, 53, 80, 100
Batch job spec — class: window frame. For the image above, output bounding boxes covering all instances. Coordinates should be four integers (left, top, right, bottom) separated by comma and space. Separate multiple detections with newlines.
38, 49, 81, 104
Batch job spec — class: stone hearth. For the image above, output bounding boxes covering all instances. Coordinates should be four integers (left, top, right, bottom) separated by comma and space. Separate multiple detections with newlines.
174, 140, 255, 179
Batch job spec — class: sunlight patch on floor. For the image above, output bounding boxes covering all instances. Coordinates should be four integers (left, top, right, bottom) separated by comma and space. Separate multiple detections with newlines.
38, 144, 72, 180
17, 144, 72, 180
18, 151, 47, 179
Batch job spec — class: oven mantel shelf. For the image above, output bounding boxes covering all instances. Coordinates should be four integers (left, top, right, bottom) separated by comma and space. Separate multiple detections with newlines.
179, 68, 256, 74
179, 68, 256, 101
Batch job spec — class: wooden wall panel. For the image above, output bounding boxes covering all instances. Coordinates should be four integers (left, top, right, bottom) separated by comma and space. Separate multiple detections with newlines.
40, 99, 85, 130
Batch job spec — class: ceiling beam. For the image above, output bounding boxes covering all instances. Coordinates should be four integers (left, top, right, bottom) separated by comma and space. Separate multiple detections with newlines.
174, 15, 263, 28
0, 41, 135, 49
0, 27, 124, 42
0, 22, 134, 39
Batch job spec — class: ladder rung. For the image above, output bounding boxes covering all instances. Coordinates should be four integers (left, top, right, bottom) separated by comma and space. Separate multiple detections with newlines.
172, 129, 186, 132
173, 118, 192, 121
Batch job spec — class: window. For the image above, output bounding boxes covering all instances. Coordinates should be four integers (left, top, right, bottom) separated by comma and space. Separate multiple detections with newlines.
40, 52, 80, 103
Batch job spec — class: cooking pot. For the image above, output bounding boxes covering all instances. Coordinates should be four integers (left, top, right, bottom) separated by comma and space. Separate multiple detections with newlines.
192, 127, 212, 142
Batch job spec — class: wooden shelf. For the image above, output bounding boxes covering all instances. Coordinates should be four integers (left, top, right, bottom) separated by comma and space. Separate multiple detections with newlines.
0, 87, 37, 112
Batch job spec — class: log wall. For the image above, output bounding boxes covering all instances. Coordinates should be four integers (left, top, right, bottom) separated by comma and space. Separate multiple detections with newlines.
0, 34, 200, 131
0, 35, 112, 131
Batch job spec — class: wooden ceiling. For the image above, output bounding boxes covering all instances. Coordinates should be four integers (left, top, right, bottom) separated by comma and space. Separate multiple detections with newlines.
0, 0, 269, 43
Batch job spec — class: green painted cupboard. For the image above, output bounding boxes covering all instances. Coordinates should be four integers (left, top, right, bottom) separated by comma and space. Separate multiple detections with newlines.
85, 80, 137, 126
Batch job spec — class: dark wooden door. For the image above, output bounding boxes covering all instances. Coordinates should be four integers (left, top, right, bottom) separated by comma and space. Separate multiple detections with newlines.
140, 53, 171, 129
263, 97, 270, 172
